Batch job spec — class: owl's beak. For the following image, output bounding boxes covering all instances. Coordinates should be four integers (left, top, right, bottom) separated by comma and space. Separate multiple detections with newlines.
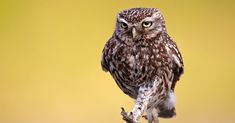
132, 27, 137, 38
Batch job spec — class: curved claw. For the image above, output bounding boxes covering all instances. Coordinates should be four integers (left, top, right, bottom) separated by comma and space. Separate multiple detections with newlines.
142, 115, 148, 120
121, 107, 137, 123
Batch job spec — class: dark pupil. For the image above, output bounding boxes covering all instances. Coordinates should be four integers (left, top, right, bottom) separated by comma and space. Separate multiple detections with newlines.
144, 22, 150, 26
122, 23, 127, 28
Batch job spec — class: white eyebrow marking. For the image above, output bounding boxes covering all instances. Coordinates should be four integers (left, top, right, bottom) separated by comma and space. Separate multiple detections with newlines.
118, 18, 128, 23
141, 12, 158, 22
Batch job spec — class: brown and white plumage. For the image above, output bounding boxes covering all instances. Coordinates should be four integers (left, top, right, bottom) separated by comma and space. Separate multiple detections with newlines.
101, 8, 184, 123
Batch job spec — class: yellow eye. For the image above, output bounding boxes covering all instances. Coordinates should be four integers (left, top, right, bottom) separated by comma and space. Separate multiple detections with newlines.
142, 21, 152, 28
120, 22, 128, 29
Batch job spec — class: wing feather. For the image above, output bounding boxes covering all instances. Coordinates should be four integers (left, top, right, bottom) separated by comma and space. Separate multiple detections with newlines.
165, 35, 184, 91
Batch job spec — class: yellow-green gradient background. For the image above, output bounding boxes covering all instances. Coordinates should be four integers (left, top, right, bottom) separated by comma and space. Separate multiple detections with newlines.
0, 0, 235, 123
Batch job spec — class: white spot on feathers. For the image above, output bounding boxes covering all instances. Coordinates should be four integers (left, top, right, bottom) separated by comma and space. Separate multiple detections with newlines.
128, 55, 135, 67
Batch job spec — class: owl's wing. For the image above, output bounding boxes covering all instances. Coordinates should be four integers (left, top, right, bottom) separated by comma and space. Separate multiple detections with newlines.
166, 37, 184, 91
101, 38, 113, 72
101, 47, 109, 72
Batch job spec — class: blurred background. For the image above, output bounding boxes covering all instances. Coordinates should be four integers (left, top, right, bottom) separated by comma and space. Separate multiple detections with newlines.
0, 0, 235, 123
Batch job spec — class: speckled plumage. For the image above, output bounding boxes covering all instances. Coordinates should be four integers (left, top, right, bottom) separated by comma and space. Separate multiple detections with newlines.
101, 8, 184, 123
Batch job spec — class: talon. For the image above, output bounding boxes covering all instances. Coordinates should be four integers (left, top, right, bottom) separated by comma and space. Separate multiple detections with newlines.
120, 107, 137, 123
121, 107, 126, 113
129, 111, 133, 115
121, 107, 128, 117
142, 115, 148, 120
121, 107, 125, 112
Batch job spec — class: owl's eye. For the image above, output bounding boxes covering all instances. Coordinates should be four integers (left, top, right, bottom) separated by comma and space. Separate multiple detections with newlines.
142, 21, 152, 28
120, 22, 128, 29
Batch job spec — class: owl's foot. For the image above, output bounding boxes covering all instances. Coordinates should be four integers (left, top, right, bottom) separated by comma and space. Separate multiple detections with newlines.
142, 115, 148, 120
121, 107, 138, 123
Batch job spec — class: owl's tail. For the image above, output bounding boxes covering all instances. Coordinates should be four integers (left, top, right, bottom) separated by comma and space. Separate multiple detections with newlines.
144, 91, 176, 123
158, 107, 176, 118
158, 91, 176, 118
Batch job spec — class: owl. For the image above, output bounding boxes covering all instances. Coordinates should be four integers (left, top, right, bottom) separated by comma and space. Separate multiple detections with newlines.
101, 8, 184, 123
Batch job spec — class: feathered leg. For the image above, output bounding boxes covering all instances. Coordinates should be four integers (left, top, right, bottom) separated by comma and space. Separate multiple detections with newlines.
121, 80, 158, 123
146, 109, 153, 123
152, 108, 159, 123
146, 108, 159, 123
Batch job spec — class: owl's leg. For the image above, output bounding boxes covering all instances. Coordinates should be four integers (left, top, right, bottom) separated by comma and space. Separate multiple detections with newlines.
146, 108, 159, 123
121, 80, 158, 123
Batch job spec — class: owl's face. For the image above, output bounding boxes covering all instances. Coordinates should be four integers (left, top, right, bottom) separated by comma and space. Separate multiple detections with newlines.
114, 8, 166, 43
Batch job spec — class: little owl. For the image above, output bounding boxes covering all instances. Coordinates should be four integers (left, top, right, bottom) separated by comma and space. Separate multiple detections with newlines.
101, 8, 184, 123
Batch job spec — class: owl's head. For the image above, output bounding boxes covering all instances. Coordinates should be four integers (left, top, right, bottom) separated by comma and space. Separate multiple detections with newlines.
114, 8, 166, 42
